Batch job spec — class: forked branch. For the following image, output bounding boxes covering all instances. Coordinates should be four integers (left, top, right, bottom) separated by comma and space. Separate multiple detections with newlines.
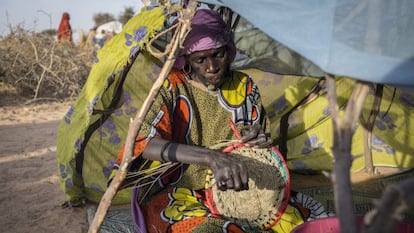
326, 74, 370, 233
87, 2, 198, 233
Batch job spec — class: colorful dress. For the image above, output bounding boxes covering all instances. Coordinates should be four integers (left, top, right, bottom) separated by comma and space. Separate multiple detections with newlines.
113, 69, 332, 233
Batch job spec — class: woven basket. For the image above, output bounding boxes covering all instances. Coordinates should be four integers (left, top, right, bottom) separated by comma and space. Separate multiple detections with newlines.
205, 145, 290, 230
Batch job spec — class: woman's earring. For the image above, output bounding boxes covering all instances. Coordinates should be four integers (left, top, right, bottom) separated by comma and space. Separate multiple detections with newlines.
183, 64, 192, 74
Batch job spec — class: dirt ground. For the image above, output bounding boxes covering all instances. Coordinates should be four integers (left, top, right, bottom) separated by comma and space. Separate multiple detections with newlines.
0, 85, 89, 233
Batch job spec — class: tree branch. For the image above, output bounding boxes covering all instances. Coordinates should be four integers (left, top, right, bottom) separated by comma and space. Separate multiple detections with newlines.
363, 176, 414, 233
326, 74, 370, 233
87, 2, 198, 233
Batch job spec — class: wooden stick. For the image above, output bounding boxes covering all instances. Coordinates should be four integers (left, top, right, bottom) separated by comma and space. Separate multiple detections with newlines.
363, 176, 414, 233
326, 74, 370, 233
87, 2, 198, 232
34, 42, 56, 100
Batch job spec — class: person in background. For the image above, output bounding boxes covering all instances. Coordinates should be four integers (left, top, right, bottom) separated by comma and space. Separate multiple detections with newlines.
93, 29, 106, 49
104, 30, 115, 43
57, 12, 73, 44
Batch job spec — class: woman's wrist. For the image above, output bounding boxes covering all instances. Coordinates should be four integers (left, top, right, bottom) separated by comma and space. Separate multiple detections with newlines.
160, 141, 173, 162
198, 147, 222, 168
144, 138, 222, 167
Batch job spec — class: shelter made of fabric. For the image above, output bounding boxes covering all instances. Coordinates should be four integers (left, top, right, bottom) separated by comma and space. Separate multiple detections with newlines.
56, 6, 166, 205
56, 3, 414, 206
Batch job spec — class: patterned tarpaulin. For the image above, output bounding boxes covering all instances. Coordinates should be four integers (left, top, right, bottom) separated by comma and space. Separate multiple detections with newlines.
56, 7, 166, 205
200, 0, 414, 89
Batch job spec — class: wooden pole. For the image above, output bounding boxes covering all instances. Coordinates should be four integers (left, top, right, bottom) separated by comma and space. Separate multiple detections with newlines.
87, 2, 198, 232
326, 74, 370, 233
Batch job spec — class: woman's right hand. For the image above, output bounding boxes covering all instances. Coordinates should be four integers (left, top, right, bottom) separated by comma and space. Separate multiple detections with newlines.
207, 150, 249, 191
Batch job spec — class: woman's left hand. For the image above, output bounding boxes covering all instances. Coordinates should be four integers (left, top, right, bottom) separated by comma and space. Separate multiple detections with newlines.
239, 124, 273, 148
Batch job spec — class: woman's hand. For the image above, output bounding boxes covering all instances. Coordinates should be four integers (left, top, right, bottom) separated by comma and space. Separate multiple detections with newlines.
207, 151, 249, 191
239, 124, 273, 148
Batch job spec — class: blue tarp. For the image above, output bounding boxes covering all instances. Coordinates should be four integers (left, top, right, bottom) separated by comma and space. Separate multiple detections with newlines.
200, 0, 414, 89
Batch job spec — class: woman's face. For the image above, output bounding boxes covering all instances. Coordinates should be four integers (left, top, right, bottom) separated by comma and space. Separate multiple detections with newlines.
186, 46, 230, 88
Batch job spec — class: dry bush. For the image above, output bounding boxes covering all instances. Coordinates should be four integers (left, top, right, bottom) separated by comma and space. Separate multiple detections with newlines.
0, 26, 95, 101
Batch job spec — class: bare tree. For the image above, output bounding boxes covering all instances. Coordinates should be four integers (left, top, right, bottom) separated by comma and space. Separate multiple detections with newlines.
118, 7, 135, 25
93, 13, 115, 27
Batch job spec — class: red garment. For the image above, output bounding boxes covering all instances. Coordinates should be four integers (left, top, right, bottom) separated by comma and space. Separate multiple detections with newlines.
57, 12, 72, 42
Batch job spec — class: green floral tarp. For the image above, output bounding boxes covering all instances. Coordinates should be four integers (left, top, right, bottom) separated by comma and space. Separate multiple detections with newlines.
56, 6, 166, 205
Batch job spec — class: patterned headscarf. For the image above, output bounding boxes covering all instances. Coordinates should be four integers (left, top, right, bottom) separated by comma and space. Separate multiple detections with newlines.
173, 9, 236, 69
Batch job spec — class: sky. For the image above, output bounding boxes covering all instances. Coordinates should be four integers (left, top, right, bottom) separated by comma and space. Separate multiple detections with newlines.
0, 0, 144, 37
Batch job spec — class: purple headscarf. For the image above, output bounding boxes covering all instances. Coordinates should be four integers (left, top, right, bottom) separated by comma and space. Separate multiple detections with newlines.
173, 9, 237, 69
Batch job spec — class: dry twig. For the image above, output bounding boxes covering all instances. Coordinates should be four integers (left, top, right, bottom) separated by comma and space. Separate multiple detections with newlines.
87, 2, 198, 232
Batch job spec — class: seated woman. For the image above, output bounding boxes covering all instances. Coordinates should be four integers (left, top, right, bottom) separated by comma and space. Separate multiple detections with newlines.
112, 8, 332, 233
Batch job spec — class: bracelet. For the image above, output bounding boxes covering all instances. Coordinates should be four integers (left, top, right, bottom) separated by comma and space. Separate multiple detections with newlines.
160, 141, 173, 162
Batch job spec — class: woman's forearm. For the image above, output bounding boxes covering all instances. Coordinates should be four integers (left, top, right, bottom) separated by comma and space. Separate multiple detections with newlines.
142, 137, 213, 167
142, 137, 249, 191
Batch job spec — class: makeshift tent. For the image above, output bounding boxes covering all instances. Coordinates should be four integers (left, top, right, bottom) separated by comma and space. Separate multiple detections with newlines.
201, 0, 414, 90
56, 7, 166, 205
55, 1, 414, 232
230, 18, 414, 173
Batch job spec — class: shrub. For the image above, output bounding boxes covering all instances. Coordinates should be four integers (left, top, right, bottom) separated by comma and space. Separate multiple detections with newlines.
0, 26, 94, 101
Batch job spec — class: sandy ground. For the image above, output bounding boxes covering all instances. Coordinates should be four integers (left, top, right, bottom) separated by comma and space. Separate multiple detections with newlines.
0, 98, 89, 233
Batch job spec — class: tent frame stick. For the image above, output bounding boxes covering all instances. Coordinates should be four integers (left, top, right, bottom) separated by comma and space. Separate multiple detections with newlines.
87, 2, 198, 233
326, 73, 370, 233
363, 176, 414, 233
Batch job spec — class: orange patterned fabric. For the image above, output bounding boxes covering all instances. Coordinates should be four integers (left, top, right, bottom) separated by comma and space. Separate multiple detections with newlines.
169, 216, 207, 232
